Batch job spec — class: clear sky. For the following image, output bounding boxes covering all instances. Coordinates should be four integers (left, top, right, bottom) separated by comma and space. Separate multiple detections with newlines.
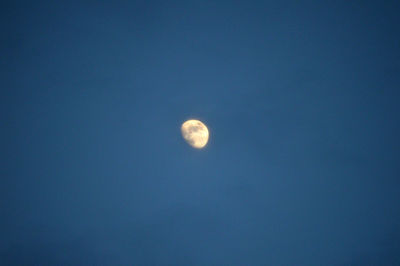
2, 1, 400, 265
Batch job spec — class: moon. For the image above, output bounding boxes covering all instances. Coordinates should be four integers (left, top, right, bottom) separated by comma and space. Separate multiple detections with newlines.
181, 119, 209, 149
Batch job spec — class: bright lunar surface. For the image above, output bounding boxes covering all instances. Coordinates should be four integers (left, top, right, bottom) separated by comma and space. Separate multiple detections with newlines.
181, 119, 209, 149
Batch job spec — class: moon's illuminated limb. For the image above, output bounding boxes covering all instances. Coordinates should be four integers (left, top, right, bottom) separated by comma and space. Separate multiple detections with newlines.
181, 119, 209, 149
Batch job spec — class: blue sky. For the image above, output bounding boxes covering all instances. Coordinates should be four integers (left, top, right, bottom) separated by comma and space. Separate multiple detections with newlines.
2, 1, 400, 265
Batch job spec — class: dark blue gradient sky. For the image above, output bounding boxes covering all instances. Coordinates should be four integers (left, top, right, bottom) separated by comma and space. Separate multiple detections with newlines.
2, 1, 400, 265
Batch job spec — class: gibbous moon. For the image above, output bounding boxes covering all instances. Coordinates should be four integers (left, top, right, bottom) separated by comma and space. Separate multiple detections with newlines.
181, 119, 209, 149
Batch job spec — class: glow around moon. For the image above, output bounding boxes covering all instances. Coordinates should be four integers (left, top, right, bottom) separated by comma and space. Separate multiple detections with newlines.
181, 119, 209, 149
